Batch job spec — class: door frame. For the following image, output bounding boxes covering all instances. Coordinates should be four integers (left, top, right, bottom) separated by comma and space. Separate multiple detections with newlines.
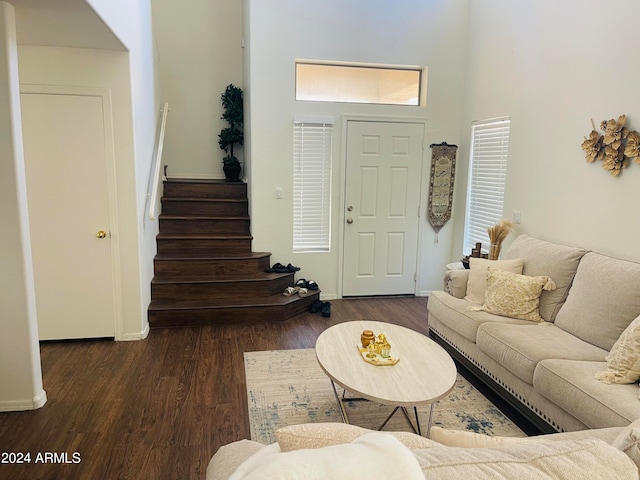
339, 115, 429, 298
20, 84, 123, 340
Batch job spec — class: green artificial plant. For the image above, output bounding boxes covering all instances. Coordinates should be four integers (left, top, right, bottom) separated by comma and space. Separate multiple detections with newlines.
218, 84, 244, 166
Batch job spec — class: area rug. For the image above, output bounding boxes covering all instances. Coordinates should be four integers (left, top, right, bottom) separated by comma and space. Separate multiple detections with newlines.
245, 348, 526, 444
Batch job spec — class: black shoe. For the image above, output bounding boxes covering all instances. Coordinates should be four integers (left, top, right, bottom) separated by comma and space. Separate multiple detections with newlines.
310, 299, 324, 313
321, 302, 331, 318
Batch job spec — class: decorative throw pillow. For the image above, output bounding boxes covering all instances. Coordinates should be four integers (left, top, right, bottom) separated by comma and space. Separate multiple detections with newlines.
464, 257, 525, 304
479, 267, 556, 322
429, 426, 527, 447
275, 423, 439, 452
595, 314, 640, 384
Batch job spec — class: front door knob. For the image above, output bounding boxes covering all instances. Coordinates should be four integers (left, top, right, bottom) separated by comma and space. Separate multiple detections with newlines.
96, 230, 107, 239
346, 218, 353, 224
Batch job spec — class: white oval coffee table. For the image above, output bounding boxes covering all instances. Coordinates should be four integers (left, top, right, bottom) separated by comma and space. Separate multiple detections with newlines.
315, 320, 457, 437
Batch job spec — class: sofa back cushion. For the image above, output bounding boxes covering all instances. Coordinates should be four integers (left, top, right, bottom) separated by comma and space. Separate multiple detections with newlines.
554, 252, 640, 351
503, 235, 587, 322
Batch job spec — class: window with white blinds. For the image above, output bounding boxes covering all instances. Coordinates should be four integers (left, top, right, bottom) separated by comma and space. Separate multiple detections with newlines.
293, 120, 333, 252
463, 118, 511, 255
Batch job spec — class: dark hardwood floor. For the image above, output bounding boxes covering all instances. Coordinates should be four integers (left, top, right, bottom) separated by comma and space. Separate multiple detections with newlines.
0, 296, 430, 480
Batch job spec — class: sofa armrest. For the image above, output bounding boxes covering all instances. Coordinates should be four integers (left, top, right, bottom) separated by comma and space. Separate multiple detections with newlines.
445, 269, 470, 299
206, 439, 267, 480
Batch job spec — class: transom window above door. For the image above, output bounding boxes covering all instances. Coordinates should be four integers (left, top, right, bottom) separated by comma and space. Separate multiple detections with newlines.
295, 61, 425, 106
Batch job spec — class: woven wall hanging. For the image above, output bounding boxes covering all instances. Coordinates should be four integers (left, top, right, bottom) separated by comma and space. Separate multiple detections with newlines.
427, 142, 457, 242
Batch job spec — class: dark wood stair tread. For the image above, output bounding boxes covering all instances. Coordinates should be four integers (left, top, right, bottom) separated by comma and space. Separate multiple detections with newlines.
154, 252, 271, 260
161, 196, 247, 202
151, 272, 292, 284
159, 214, 250, 220
156, 233, 253, 240
149, 292, 319, 310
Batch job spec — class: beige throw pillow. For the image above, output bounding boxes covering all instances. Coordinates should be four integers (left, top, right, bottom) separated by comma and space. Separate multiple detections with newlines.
479, 267, 556, 322
464, 257, 525, 304
429, 426, 527, 447
595, 314, 640, 384
275, 423, 439, 452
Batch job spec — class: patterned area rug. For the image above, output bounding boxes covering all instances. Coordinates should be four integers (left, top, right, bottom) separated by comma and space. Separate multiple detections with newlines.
245, 348, 526, 444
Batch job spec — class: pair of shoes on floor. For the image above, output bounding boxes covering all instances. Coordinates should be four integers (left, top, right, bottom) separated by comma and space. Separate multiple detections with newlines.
266, 263, 301, 273
310, 299, 331, 317
295, 278, 319, 290
283, 286, 310, 297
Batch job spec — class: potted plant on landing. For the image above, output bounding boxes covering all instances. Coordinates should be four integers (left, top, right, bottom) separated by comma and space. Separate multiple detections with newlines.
218, 84, 244, 182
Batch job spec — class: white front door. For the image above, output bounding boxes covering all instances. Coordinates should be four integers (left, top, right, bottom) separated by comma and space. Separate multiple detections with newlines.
343, 121, 424, 296
21, 91, 116, 340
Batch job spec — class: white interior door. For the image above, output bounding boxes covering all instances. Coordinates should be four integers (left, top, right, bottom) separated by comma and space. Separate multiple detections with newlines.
21, 92, 116, 340
343, 121, 424, 296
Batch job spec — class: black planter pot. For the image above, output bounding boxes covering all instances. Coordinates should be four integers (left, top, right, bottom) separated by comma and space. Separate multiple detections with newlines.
223, 162, 241, 182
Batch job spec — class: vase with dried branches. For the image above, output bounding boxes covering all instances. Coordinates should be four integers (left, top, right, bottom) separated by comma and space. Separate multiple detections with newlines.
488, 219, 514, 260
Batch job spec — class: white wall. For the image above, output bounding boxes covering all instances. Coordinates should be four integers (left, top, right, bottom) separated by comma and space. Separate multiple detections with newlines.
0, 1, 45, 411
453, 0, 640, 262
151, 0, 244, 179
86, 0, 160, 336
246, 0, 469, 298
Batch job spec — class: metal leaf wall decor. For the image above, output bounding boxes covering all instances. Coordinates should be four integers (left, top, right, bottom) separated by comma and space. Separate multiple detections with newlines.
581, 115, 640, 176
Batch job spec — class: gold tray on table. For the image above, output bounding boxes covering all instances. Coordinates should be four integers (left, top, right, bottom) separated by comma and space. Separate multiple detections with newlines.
357, 346, 400, 366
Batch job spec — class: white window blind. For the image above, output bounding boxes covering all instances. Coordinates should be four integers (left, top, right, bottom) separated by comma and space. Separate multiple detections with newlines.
463, 118, 510, 255
293, 120, 333, 252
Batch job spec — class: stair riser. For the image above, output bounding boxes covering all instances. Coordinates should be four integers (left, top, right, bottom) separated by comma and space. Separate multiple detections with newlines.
148, 293, 321, 327
156, 238, 252, 255
161, 200, 248, 216
152, 276, 293, 301
163, 182, 246, 199
154, 256, 271, 276
159, 218, 250, 235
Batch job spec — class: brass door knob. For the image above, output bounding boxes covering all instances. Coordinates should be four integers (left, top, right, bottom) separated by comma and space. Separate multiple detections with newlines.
346, 218, 353, 224
96, 230, 107, 239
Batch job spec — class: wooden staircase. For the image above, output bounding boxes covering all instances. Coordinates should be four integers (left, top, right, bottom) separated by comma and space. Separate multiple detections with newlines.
148, 179, 319, 327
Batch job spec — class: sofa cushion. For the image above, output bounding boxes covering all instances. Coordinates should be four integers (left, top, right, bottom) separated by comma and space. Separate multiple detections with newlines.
464, 257, 524, 304
502, 235, 587, 322
554, 252, 640, 351
412, 439, 637, 479
229, 432, 424, 480
427, 291, 535, 343
479, 267, 556, 323
477, 323, 607, 385
275, 423, 439, 452
596, 314, 640, 384
533, 359, 640, 428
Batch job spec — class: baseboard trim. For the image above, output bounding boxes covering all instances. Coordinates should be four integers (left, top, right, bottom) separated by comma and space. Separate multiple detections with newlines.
0, 389, 47, 412
118, 323, 150, 341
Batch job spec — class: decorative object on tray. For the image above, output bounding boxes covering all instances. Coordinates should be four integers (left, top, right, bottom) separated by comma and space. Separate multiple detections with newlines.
358, 332, 399, 366
427, 142, 457, 242
581, 115, 640, 176
487, 219, 514, 260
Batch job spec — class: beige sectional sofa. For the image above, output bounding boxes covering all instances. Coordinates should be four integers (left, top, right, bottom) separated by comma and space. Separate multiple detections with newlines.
206, 422, 640, 479
428, 235, 640, 433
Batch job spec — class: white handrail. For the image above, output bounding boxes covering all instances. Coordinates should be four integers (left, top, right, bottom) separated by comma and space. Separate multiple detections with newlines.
148, 102, 169, 220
